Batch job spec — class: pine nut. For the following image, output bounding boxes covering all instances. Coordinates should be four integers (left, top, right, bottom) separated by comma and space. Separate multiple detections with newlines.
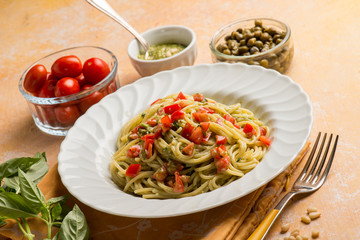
280, 223, 290, 233
301, 215, 311, 224
295, 236, 303, 240
311, 231, 319, 238
308, 211, 321, 220
289, 236, 296, 240
291, 229, 300, 236
284, 237, 290, 240
302, 236, 309, 240
307, 207, 318, 214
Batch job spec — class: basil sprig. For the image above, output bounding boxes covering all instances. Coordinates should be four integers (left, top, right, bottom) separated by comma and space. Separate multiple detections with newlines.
0, 153, 89, 240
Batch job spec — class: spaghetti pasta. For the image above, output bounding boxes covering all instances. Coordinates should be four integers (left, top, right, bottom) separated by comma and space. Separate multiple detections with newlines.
111, 92, 271, 199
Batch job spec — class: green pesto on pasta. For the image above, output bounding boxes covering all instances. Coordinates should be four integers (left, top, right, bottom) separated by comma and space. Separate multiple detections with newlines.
111, 92, 271, 199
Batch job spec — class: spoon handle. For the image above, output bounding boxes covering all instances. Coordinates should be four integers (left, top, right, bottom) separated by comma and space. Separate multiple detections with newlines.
86, 0, 149, 52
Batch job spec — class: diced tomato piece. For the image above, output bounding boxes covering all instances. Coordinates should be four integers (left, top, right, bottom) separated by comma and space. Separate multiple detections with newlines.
215, 156, 230, 173
199, 107, 215, 114
259, 136, 271, 146
202, 132, 212, 144
259, 127, 267, 136
146, 118, 157, 127
189, 126, 204, 144
161, 115, 172, 132
224, 114, 235, 124
166, 161, 184, 175
216, 118, 224, 126
127, 145, 141, 158
129, 133, 139, 140
174, 171, 185, 193
171, 110, 185, 122
193, 93, 204, 102
151, 98, 161, 106
200, 122, 210, 133
182, 142, 194, 155
211, 145, 227, 159
146, 141, 153, 158
167, 179, 174, 187
125, 164, 141, 177
175, 91, 187, 101
153, 124, 163, 138
243, 123, 257, 137
181, 122, 195, 139
179, 101, 190, 108
234, 124, 241, 129
141, 133, 155, 142
164, 103, 181, 114
157, 108, 165, 116
216, 135, 227, 145
131, 126, 139, 134
153, 166, 168, 181
192, 112, 209, 122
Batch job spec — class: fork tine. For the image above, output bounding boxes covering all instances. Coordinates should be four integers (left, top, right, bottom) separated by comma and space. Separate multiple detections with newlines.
298, 132, 321, 181
305, 133, 327, 182
315, 134, 339, 187
311, 134, 333, 183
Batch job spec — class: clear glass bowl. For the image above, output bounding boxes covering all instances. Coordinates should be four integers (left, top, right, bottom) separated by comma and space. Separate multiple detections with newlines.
19, 46, 120, 136
209, 18, 294, 74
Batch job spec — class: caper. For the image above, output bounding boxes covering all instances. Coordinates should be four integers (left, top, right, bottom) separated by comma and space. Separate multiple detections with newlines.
253, 26, 263, 32
254, 30, 262, 38
217, 43, 228, 52
239, 39, 246, 46
260, 32, 270, 42
225, 35, 231, 41
238, 46, 249, 54
276, 38, 283, 44
222, 49, 231, 55
243, 52, 250, 56
232, 48, 240, 55
247, 37, 257, 47
250, 46, 260, 54
235, 32, 243, 42
255, 40, 264, 49
260, 59, 269, 68
236, 28, 243, 33
227, 39, 237, 49
255, 19, 263, 27
267, 27, 278, 36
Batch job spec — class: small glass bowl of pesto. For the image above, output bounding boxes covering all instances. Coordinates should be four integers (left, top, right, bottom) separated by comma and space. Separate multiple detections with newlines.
128, 25, 197, 77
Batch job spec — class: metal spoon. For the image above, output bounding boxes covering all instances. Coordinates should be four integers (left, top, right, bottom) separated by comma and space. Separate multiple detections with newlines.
86, 0, 150, 54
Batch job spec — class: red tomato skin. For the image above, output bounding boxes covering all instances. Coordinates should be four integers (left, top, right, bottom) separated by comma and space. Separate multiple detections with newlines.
224, 114, 235, 124
78, 84, 104, 113
54, 105, 81, 125
36, 106, 57, 125
54, 77, 80, 97
125, 164, 141, 177
51, 55, 82, 79
127, 145, 141, 158
189, 126, 203, 144
38, 79, 57, 98
259, 127, 267, 136
215, 156, 230, 173
181, 122, 195, 139
175, 92, 187, 101
170, 110, 185, 122
192, 112, 209, 122
200, 122, 210, 132
174, 171, 185, 193
161, 115, 172, 132
202, 132, 212, 144
182, 142, 194, 155
193, 93, 204, 102
83, 58, 110, 85
75, 73, 87, 87
216, 135, 227, 145
259, 136, 271, 146
23, 64, 47, 93
164, 104, 181, 114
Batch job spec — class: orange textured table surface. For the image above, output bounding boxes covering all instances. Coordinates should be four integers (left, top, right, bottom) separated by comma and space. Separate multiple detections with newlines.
1, 0, 359, 239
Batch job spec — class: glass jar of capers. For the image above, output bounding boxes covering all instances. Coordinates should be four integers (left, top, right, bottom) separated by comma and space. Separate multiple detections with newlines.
209, 18, 294, 74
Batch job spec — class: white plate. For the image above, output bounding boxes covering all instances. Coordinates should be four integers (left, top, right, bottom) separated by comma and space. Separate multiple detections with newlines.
58, 63, 313, 218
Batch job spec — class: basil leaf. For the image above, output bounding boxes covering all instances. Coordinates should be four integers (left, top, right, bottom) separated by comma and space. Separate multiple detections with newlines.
51, 203, 62, 221
18, 169, 45, 213
47, 195, 69, 207
58, 204, 89, 240
52, 232, 59, 240
0, 218, 7, 227
0, 192, 39, 219
4, 154, 48, 192
0, 157, 41, 182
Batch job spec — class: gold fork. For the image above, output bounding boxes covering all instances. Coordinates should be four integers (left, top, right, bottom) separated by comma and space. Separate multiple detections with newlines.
248, 132, 339, 240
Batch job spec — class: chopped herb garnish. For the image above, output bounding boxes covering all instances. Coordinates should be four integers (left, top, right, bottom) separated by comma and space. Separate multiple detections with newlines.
141, 113, 146, 118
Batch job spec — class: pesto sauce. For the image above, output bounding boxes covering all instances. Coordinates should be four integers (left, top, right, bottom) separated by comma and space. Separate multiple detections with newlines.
138, 43, 186, 60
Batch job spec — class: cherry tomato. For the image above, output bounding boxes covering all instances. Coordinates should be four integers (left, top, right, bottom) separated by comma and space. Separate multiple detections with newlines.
54, 105, 81, 125
192, 111, 209, 122
200, 122, 210, 132
193, 93, 204, 102
75, 73, 87, 87
188, 126, 203, 144
36, 106, 57, 125
164, 103, 181, 114
175, 92, 187, 101
174, 171, 185, 193
161, 115, 172, 132
77, 84, 104, 113
23, 64, 47, 93
170, 109, 185, 122
54, 77, 80, 97
259, 136, 271, 146
38, 79, 57, 98
215, 156, 230, 173
82, 58, 110, 85
51, 55, 82, 78
181, 122, 195, 139
182, 142, 194, 155
152, 166, 168, 182
224, 114, 236, 124
125, 164, 141, 177
216, 135, 227, 145
243, 123, 257, 137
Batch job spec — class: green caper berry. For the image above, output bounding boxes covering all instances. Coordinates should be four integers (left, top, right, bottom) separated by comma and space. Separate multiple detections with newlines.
223, 49, 231, 55
260, 59, 269, 68
238, 46, 249, 53
239, 39, 246, 46
247, 37, 257, 47
260, 32, 270, 42
267, 27, 278, 36
254, 30, 262, 38
255, 40, 264, 49
234, 32, 243, 42
255, 19, 263, 27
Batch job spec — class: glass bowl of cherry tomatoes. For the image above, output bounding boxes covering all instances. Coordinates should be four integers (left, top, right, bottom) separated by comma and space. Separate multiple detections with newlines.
19, 46, 120, 136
